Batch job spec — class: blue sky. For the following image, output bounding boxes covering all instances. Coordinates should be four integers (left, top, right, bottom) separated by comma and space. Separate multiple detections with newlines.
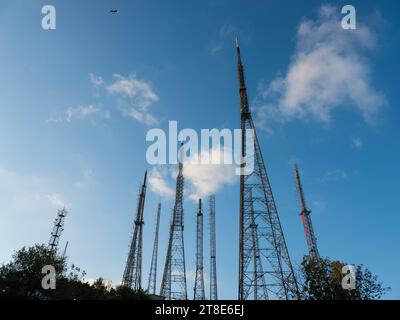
0, 0, 399, 299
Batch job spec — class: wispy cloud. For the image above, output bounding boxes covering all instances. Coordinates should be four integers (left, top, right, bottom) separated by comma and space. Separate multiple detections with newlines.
89, 73, 104, 88
352, 137, 364, 149
210, 23, 242, 56
210, 43, 223, 56
91, 73, 160, 126
66, 105, 110, 122
123, 108, 158, 126
50, 72, 159, 126
106, 74, 158, 103
320, 169, 348, 182
255, 5, 387, 130
45, 193, 70, 208
47, 105, 110, 123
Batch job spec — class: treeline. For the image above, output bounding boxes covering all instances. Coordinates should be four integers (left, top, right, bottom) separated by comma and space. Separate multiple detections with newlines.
0, 244, 149, 300
0, 244, 389, 300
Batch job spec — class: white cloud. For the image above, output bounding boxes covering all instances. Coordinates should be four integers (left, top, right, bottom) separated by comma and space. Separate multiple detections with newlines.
184, 147, 236, 201
47, 105, 110, 123
124, 108, 158, 126
210, 23, 242, 56
321, 169, 348, 182
49, 72, 159, 126
210, 43, 223, 56
66, 105, 108, 121
148, 147, 236, 202
63, 73, 160, 126
220, 23, 239, 38
107, 74, 159, 103
89, 73, 104, 87
256, 5, 387, 129
45, 193, 70, 208
104, 73, 159, 125
352, 137, 363, 149
148, 167, 175, 199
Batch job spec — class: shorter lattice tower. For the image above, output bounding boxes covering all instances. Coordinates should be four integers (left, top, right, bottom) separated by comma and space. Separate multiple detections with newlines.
160, 142, 188, 300
122, 171, 147, 290
209, 195, 218, 300
147, 203, 162, 294
194, 199, 205, 300
294, 163, 319, 259
48, 208, 67, 253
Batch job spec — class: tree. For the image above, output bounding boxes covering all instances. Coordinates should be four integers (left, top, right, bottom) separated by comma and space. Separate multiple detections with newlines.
112, 286, 149, 300
299, 256, 389, 300
0, 244, 65, 298
0, 244, 150, 300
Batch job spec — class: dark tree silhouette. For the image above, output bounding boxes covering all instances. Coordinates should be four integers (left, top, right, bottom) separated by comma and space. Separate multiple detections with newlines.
299, 256, 389, 300
0, 244, 149, 300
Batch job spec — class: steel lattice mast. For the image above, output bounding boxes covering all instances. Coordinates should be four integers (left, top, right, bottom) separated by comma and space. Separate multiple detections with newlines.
48, 208, 67, 253
209, 195, 218, 300
147, 203, 162, 294
248, 190, 269, 299
62, 241, 69, 260
193, 199, 205, 300
160, 144, 187, 300
294, 163, 319, 259
236, 37, 299, 300
122, 171, 147, 290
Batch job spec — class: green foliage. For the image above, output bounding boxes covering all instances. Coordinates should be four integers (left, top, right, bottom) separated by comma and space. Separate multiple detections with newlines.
299, 256, 390, 300
0, 244, 150, 300
0, 244, 65, 298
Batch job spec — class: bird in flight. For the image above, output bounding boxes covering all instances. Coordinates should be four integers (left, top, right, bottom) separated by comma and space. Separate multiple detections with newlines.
110, 9, 119, 14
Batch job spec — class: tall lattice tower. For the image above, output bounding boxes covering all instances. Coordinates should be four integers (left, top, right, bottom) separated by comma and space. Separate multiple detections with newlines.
193, 199, 205, 300
236, 37, 299, 300
294, 163, 319, 259
147, 203, 162, 294
122, 171, 147, 290
48, 208, 67, 253
160, 145, 187, 300
248, 189, 268, 299
209, 194, 218, 300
